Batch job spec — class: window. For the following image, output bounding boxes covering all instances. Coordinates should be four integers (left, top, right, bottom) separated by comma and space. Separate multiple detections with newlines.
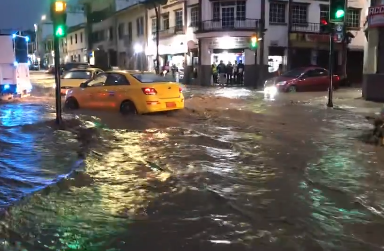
136, 16, 144, 36
162, 13, 169, 30
118, 23, 125, 39
132, 73, 174, 83
63, 70, 92, 79
212, 1, 246, 22
109, 26, 114, 40
320, 5, 329, 21
346, 8, 361, 28
292, 4, 307, 24
151, 18, 157, 34
105, 73, 130, 85
75, 34, 78, 43
190, 7, 199, 26
70, 35, 73, 44
80, 32, 83, 43
175, 10, 183, 30
304, 69, 327, 78
128, 22, 132, 43
86, 74, 107, 87
236, 1, 246, 20
269, 2, 286, 24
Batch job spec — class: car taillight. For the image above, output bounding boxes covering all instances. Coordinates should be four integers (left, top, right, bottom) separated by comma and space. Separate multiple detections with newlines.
142, 87, 157, 95
335, 76, 340, 81
179, 87, 182, 93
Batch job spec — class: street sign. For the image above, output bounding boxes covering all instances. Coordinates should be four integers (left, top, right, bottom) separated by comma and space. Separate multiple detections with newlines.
333, 22, 344, 43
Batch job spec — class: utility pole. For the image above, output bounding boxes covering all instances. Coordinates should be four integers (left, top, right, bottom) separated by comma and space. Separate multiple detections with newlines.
327, 27, 334, 107
154, 5, 160, 74
50, 0, 67, 124
327, 0, 346, 108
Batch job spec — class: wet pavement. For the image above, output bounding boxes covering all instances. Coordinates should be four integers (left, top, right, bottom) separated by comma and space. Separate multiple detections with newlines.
0, 86, 384, 250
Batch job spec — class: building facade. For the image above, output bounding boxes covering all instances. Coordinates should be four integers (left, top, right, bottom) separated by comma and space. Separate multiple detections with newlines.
196, 0, 261, 86
35, 1, 86, 67
146, 0, 198, 77
195, 0, 366, 86
66, 24, 88, 63
116, 3, 147, 70
363, 0, 384, 101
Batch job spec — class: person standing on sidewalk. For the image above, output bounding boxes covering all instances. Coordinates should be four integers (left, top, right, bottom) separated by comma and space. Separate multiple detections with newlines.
217, 60, 226, 87
237, 60, 245, 85
212, 63, 218, 85
226, 61, 233, 85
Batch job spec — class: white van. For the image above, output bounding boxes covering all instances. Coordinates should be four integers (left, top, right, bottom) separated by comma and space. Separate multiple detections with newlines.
0, 35, 32, 98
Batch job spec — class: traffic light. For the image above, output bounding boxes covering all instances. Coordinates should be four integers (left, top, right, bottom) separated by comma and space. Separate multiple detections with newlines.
320, 18, 330, 33
250, 35, 258, 50
50, 1, 67, 38
329, 0, 346, 22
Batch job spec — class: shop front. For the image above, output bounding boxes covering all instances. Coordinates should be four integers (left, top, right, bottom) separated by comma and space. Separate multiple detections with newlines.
198, 36, 256, 86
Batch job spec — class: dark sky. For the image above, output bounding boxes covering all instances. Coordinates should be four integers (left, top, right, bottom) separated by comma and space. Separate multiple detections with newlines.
0, 0, 48, 30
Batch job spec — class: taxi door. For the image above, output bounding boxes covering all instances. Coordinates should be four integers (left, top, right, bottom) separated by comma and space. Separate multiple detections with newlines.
102, 73, 131, 110
78, 73, 107, 108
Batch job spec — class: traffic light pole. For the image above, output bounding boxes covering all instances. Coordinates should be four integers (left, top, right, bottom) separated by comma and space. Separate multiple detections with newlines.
327, 26, 334, 108
53, 24, 62, 124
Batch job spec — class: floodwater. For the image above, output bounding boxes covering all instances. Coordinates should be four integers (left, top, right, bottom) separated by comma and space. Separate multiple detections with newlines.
1, 88, 384, 251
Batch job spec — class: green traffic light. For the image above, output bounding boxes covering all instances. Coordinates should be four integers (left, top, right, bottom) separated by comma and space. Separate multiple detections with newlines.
55, 26, 65, 37
251, 42, 257, 49
335, 9, 345, 18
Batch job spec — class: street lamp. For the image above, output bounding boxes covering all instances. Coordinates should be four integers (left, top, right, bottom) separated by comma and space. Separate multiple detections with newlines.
41, 15, 46, 20
134, 43, 143, 53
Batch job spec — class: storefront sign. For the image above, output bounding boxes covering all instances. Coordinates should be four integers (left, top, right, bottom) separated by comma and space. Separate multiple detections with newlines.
368, 5, 384, 27
209, 37, 248, 49
305, 34, 329, 43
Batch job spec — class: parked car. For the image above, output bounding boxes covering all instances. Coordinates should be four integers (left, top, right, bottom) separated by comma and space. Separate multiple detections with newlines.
264, 66, 340, 93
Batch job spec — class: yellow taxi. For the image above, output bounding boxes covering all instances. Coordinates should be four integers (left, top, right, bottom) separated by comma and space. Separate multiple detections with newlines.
59, 67, 104, 95
64, 70, 184, 114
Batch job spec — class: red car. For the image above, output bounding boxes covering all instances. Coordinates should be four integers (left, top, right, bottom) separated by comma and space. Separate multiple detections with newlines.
264, 66, 340, 93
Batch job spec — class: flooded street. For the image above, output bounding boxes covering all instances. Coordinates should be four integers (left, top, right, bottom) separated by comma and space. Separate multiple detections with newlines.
1, 87, 384, 250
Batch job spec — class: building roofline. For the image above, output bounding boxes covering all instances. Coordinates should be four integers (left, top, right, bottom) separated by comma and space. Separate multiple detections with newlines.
67, 23, 86, 34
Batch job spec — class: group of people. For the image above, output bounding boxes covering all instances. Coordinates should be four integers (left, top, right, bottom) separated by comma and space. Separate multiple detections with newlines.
212, 60, 245, 86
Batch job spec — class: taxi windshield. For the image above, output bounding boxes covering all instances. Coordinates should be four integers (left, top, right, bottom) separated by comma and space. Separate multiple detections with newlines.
131, 73, 174, 83
63, 71, 92, 79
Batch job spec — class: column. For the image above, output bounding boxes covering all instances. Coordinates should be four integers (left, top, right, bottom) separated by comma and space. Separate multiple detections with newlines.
197, 38, 212, 86
244, 48, 257, 87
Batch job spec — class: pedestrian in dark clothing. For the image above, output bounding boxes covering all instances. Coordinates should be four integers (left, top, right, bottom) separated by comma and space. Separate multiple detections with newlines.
237, 60, 245, 85
226, 61, 233, 85
217, 60, 226, 86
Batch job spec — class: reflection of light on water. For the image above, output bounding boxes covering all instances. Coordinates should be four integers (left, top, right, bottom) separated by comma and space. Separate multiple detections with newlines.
263, 87, 277, 100
212, 88, 253, 99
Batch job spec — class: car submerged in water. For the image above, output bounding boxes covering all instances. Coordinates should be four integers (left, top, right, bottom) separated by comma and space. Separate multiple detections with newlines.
264, 66, 341, 95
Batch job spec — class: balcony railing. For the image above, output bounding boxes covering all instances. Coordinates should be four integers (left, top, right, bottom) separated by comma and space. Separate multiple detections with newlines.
195, 19, 261, 33
290, 22, 321, 33
152, 26, 184, 39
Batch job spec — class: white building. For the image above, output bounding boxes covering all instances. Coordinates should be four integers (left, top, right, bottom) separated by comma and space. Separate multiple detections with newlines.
35, 0, 86, 66
196, 0, 367, 86
115, 3, 147, 70
196, 0, 261, 86
66, 24, 87, 63
267, 0, 366, 82
146, 0, 199, 74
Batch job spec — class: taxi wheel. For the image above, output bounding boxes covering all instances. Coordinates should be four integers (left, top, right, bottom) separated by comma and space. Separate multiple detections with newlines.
65, 97, 79, 110
120, 100, 137, 115
287, 86, 297, 93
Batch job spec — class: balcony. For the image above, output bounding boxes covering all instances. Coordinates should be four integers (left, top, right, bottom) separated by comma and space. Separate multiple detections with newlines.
195, 19, 261, 33
152, 26, 185, 39
290, 22, 321, 34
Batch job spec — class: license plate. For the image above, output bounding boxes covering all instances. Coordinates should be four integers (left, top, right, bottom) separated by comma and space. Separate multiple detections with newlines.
166, 102, 176, 108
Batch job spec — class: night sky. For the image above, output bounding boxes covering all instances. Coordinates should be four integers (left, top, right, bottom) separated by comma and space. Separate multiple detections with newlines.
0, 0, 48, 30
